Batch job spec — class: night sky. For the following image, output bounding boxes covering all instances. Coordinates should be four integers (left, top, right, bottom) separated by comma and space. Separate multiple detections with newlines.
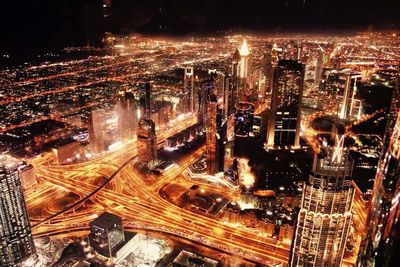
112, 0, 400, 34
1, 0, 399, 63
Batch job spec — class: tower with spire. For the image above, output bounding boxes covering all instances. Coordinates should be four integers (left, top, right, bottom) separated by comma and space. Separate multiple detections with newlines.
290, 135, 355, 267
239, 39, 250, 79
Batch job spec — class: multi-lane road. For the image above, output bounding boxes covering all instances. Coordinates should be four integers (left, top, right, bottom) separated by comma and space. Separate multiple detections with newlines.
26, 114, 290, 266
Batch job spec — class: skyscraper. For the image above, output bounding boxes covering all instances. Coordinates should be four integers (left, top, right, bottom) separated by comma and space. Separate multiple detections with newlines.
337, 72, 362, 120
239, 39, 250, 79
263, 43, 275, 96
198, 76, 217, 126
267, 60, 305, 147
360, 82, 400, 266
315, 46, 324, 86
238, 39, 250, 102
234, 102, 255, 138
206, 94, 226, 175
137, 82, 158, 168
89, 212, 124, 258
184, 67, 195, 113
291, 137, 354, 267
0, 156, 36, 266
140, 82, 151, 120
232, 49, 241, 78
116, 90, 136, 143
86, 108, 106, 154
226, 49, 241, 116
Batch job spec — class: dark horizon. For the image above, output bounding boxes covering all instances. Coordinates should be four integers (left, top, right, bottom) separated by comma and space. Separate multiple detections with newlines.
1, 0, 399, 65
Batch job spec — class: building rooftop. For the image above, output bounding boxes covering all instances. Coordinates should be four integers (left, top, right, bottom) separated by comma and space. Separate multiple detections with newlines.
0, 154, 19, 170
90, 212, 122, 229
173, 250, 219, 267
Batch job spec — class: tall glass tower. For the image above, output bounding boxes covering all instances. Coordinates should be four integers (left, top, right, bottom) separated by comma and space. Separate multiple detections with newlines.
359, 78, 400, 267
267, 60, 305, 148
0, 156, 35, 266
184, 67, 195, 113
291, 137, 354, 267
137, 82, 158, 168
360, 113, 400, 266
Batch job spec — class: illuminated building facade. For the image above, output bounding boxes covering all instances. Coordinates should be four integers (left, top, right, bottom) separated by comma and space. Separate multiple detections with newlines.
137, 82, 158, 168
239, 39, 250, 79
285, 40, 302, 61
264, 43, 275, 96
52, 139, 80, 164
237, 39, 250, 102
222, 75, 231, 118
215, 71, 225, 109
184, 67, 195, 113
232, 49, 241, 78
116, 90, 136, 143
198, 77, 215, 125
140, 82, 152, 119
86, 108, 106, 154
234, 101, 255, 138
316, 46, 324, 85
225, 50, 241, 116
206, 94, 226, 175
0, 156, 36, 266
267, 60, 305, 147
89, 212, 125, 258
291, 140, 354, 267
18, 162, 37, 190
337, 72, 362, 120
137, 119, 158, 166
360, 96, 400, 267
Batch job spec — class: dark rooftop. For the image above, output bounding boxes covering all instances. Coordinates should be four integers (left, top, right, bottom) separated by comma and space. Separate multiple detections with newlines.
90, 212, 122, 229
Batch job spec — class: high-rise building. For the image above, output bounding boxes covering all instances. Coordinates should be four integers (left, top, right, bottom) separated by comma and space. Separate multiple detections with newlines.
206, 94, 226, 175
52, 139, 80, 164
315, 46, 324, 86
290, 138, 355, 267
184, 67, 195, 113
226, 50, 241, 116
239, 39, 250, 79
222, 75, 230, 119
238, 39, 250, 102
89, 212, 125, 258
234, 101, 255, 138
18, 162, 37, 190
232, 49, 241, 77
116, 90, 136, 143
0, 156, 36, 266
359, 81, 400, 266
86, 108, 106, 154
264, 43, 275, 96
215, 72, 225, 106
285, 40, 302, 61
225, 76, 238, 118
137, 119, 158, 167
267, 60, 305, 147
337, 72, 362, 120
137, 82, 158, 168
140, 82, 152, 120
198, 78, 215, 125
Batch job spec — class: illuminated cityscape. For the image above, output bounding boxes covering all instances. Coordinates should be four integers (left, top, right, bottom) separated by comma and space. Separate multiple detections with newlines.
0, 1, 399, 266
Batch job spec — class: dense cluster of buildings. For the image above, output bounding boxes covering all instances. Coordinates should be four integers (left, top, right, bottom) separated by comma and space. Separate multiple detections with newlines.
0, 31, 399, 266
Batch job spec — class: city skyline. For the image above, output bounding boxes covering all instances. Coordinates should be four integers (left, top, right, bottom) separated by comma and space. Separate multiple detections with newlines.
0, 2, 399, 267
